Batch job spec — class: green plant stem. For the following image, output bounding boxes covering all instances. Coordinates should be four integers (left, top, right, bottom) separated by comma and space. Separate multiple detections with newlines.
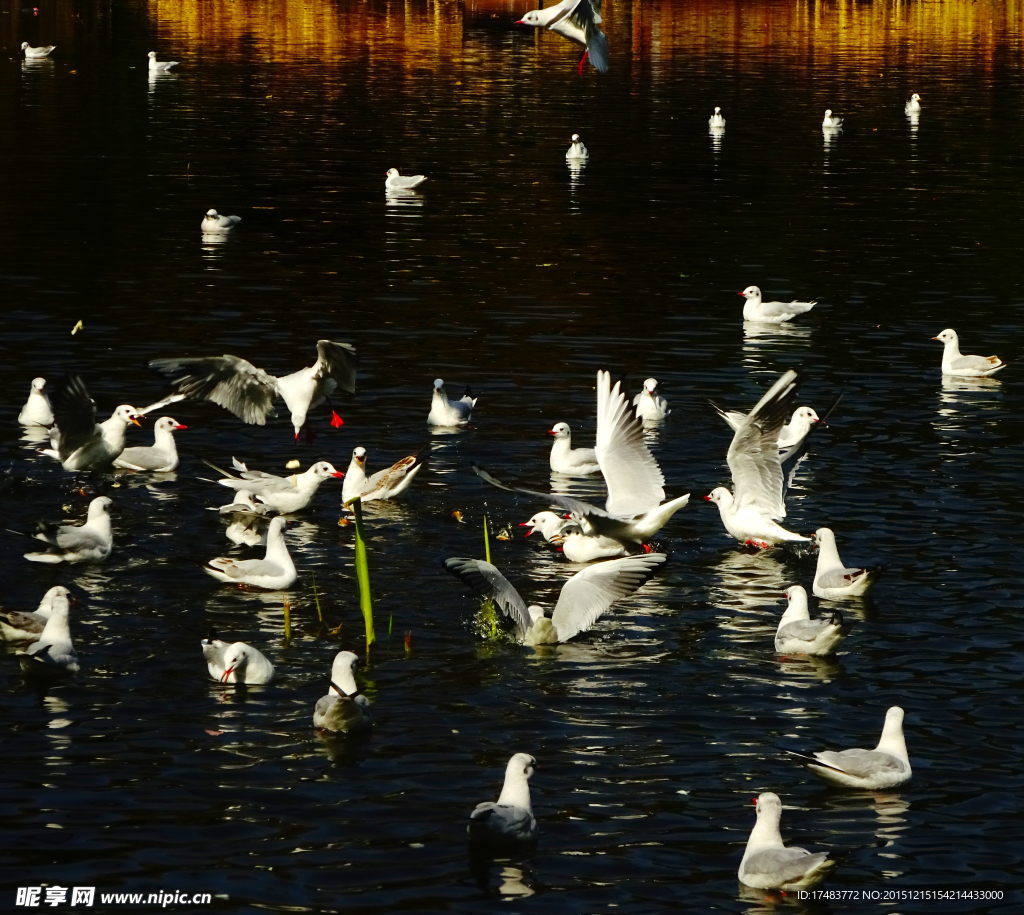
350, 497, 376, 651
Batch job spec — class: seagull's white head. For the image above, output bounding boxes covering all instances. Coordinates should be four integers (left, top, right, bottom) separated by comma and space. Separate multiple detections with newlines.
782, 585, 809, 615
571, 133, 581, 142
310, 461, 344, 479
643, 378, 658, 394
88, 496, 113, 518
433, 378, 445, 392
910, 93, 921, 102
220, 643, 251, 682
793, 406, 819, 425
812, 527, 836, 548
148, 51, 157, 59
205, 209, 220, 218
704, 487, 732, 506
351, 446, 367, 467
155, 416, 187, 433
753, 791, 782, 820
520, 511, 563, 539
516, 10, 544, 25
739, 285, 762, 302
31, 376, 46, 392
266, 516, 288, 537
21, 42, 30, 50
548, 421, 571, 440
506, 752, 537, 782
825, 109, 833, 117
714, 106, 721, 114
114, 404, 142, 426
330, 650, 360, 694
386, 168, 400, 179
932, 328, 957, 344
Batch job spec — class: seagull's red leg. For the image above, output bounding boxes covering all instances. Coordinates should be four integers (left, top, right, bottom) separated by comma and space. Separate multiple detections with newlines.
577, 50, 589, 74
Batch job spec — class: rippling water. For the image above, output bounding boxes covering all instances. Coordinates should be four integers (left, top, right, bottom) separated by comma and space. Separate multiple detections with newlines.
2, 0, 1023, 911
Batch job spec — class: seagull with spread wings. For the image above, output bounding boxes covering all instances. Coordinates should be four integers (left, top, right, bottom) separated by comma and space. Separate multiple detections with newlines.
516, 0, 609, 74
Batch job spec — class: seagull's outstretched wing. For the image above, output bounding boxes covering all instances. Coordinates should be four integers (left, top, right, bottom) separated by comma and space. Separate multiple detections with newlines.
727, 370, 798, 519
444, 557, 531, 638
314, 340, 358, 395
551, 553, 666, 642
52, 375, 100, 461
149, 355, 279, 425
575, 0, 610, 73
596, 370, 665, 517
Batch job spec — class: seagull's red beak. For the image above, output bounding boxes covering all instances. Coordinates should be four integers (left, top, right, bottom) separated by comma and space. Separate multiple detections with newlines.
332, 471, 345, 479
703, 494, 712, 501
221, 668, 234, 682
175, 423, 188, 430
752, 797, 758, 806
514, 18, 525, 24
931, 336, 939, 341
548, 429, 556, 435
737, 292, 745, 297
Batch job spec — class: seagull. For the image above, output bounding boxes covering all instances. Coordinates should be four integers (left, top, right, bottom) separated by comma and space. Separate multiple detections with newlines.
113, 416, 187, 472
208, 460, 343, 514
201, 209, 240, 233
775, 585, 845, 656
548, 423, 600, 475
468, 753, 538, 846
633, 378, 670, 422
148, 339, 357, 440
905, 93, 922, 115
148, 51, 179, 72
786, 707, 912, 790
24, 496, 114, 564
740, 286, 816, 324
342, 446, 424, 504
428, 378, 476, 426
822, 109, 843, 129
475, 371, 690, 549
812, 528, 879, 598
738, 792, 835, 890
18, 377, 53, 426
201, 638, 275, 684
21, 41, 55, 58
932, 328, 1006, 378
385, 168, 427, 190
0, 585, 68, 642
705, 370, 811, 548
712, 403, 821, 452
520, 512, 627, 561
217, 489, 273, 547
444, 552, 666, 645
708, 106, 726, 128
566, 133, 589, 160
313, 650, 372, 733
516, 0, 609, 74
519, 511, 575, 543
15, 588, 78, 678
205, 516, 296, 589
43, 375, 141, 471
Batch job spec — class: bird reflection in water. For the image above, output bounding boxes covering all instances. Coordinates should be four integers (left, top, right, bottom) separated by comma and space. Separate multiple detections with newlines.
385, 188, 425, 210
709, 124, 725, 155
738, 880, 818, 912
469, 852, 537, 897
567, 159, 586, 195
742, 321, 812, 368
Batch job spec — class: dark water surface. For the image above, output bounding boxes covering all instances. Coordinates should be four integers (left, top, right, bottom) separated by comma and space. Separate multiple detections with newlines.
2, 0, 1023, 911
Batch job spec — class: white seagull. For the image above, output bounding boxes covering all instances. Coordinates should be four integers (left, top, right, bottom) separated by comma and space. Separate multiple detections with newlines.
149, 339, 357, 440
548, 422, 600, 475
822, 109, 843, 129
24, 496, 114, 564
775, 585, 845, 656
16, 588, 79, 678
428, 378, 476, 426
633, 377, 670, 422
520, 512, 627, 562
205, 516, 297, 590
787, 707, 912, 790
812, 528, 879, 598
712, 403, 821, 452
43, 376, 141, 471
113, 416, 187, 472
201, 209, 241, 233
516, 0, 609, 74
313, 650, 372, 733
202, 638, 275, 684
148, 51, 179, 72
705, 370, 811, 548
709, 106, 726, 128
342, 446, 424, 504
566, 133, 589, 160
739, 792, 835, 890
932, 328, 1006, 378
22, 42, 56, 59
209, 460, 343, 514
18, 377, 54, 426
740, 286, 816, 324
519, 511, 575, 543
468, 753, 538, 846
385, 168, 427, 190
905, 93, 922, 115
444, 552, 666, 645
0, 586, 68, 642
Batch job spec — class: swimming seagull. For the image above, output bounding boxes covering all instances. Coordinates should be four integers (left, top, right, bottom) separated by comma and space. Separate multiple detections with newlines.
148, 339, 357, 439
566, 133, 589, 160
43, 375, 141, 471
775, 585, 844, 656
520, 512, 627, 561
786, 707, 912, 790
342, 446, 425, 504
24, 496, 114, 564
469, 753, 538, 846
811, 527, 879, 598
15, 588, 78, 678
385, 168, 427, 190
822, 109, 843, 129
113, 416, 187, 472
428, 378, 476, 426
207, 459, 343, 514
519, 511, 576, 543
548, 422, 600, 475
633, 377, 670, 422
201, 638, 275, 684
18, 377, 54, 426
738, 792, 835, 890
313, 650, 372, 733
205, 516, 296, 590
516, 0, 609, 75
0, 586, 68, 642
740, 286, 816, 324
705, 369, 811, 548
201, 209, 241, 233
932, 328, 1006, 378
148, 51, 179, 72
708, 106, 726, 128
22, 42, 55, 58
905, 93, 922, 115
444, 552, 666, 645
